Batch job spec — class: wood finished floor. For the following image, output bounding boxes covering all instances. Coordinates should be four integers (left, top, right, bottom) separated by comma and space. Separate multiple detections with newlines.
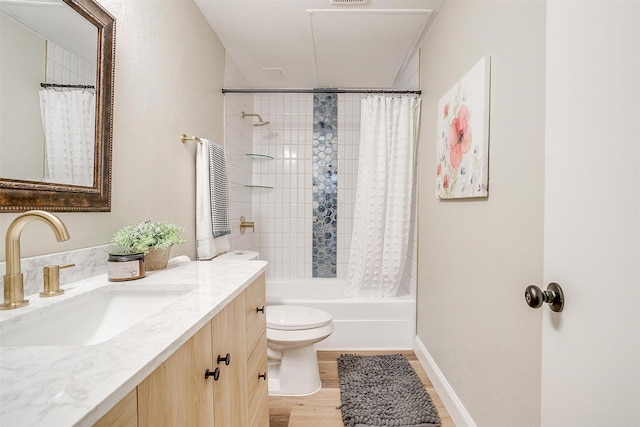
268, 350, 454, 427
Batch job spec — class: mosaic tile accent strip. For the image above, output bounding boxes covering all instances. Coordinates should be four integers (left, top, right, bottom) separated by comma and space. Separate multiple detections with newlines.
312, 93, 338, 278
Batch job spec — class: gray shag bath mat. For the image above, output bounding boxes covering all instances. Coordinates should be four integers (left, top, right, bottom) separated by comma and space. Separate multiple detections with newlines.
337, 354, 441, 427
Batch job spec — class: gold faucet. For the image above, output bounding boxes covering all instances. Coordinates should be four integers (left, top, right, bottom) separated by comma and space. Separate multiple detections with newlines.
1, 210, 70, 310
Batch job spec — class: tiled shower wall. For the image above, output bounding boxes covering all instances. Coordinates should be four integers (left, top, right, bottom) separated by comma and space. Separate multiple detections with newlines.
251, 94, 361, 280
251, 93, 316, 278
46, 41, 96, 86
312, 93, 339, 277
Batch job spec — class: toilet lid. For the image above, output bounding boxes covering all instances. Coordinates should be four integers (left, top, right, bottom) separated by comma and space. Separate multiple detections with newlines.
266, 305, 333, 331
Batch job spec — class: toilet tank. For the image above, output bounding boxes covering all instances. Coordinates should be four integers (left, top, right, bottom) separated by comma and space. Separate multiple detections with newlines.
216, 250, 259, 260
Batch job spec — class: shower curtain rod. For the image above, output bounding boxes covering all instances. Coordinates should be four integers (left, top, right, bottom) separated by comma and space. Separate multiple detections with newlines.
222, 88, 421, 95
40, 83, 95, 89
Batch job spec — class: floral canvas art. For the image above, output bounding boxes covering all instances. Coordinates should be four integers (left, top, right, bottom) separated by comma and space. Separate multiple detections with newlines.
436, 56, 491, 198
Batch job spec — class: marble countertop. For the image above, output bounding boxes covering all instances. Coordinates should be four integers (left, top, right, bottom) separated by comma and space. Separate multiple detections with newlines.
0, 258, 268, 427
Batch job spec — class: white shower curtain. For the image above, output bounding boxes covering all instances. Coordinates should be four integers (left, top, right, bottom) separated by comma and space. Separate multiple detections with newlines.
345, 95, 421, 298
39, 88, 95, 186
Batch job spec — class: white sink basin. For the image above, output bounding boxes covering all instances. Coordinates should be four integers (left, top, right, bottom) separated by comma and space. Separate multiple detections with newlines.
0, 284, 198, 347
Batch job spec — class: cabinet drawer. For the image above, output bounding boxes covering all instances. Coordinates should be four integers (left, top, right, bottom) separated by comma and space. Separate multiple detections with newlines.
247, 332, 268, 426
245, 273, 266, 352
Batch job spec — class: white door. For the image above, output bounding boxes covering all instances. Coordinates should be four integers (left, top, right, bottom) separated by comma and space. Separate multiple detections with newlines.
542, 2, 640, 426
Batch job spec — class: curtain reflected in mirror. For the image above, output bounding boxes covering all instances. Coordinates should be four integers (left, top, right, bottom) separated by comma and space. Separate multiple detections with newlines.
39, 86, 96, 187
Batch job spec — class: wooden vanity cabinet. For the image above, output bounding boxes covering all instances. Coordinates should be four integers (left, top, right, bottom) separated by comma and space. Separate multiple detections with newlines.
123, 273, 268, 427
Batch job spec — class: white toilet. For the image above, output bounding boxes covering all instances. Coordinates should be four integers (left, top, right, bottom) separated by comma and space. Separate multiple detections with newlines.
266, 304, 334, 396
215, 249, 260, 260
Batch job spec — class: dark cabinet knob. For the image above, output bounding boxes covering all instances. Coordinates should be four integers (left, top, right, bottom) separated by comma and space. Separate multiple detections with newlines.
205, 367, 220, 381
217, 353, 231, 365
256, 306, 265, 314
258, 372, 267, 381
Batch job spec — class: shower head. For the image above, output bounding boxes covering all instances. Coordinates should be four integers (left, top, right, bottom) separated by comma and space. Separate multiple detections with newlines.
242, 111, 270, 127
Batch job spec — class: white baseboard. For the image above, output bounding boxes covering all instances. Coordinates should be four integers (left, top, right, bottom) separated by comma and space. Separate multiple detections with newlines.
413, 336, 477, 427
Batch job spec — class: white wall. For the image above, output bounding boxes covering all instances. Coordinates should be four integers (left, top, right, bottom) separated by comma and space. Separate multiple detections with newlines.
0, 0, 226, 262
0, 13, 45, 182
417, 1, 545, 426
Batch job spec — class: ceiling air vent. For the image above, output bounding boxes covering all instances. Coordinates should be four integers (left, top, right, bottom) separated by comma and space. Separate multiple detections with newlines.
262, 68, 286, 81
330, 0, 367, 4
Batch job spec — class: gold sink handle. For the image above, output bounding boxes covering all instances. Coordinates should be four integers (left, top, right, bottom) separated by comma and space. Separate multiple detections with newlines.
40, 264, 75, 298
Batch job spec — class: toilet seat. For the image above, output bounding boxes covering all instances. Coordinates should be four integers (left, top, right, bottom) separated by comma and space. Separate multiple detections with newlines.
267, 305, 333, 331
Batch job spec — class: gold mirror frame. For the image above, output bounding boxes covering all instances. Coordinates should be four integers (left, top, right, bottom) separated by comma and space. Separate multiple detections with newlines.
0, 0, 115, 212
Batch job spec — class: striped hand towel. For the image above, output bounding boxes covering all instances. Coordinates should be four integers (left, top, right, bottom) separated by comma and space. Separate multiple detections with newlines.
205, 139, 231, 238
196, 139, 231, 260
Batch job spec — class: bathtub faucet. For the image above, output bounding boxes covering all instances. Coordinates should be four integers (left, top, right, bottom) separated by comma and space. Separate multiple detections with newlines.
240, 216, 255, 234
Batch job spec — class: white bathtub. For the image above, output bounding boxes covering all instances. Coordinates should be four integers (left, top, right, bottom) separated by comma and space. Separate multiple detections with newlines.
265, 279, 416, 350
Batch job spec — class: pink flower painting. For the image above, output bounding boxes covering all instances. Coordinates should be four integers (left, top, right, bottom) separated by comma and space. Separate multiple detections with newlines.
448, 104, 472, 169
436, 57, 491, 199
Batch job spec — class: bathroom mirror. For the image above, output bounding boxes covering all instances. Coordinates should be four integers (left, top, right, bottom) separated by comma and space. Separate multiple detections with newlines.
0, 0, 115, 212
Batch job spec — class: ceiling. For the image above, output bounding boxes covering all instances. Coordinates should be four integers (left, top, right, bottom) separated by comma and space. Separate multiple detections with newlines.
0, 0, 97, 64
194, 0, 444, 89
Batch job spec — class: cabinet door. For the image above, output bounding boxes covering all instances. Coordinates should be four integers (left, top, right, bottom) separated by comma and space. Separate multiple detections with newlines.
245, 273, 266, 352
138, 322, 214, 426
212, 293, 249, 427
93, 389, 137, 427
247, 332, 269, 427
